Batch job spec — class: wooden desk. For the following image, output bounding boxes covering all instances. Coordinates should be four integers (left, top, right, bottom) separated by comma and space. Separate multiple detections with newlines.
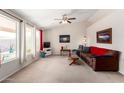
60, 49, 71, 57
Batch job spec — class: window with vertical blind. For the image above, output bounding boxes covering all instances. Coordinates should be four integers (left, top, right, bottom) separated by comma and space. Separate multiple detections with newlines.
0, 13, 19, 64
25, 24, 34, 56
36, 29, 40, 52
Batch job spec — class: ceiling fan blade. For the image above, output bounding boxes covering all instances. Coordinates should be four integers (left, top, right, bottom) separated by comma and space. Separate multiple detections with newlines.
54, 18, 62, 20
67, 21, 71, 24
68, 18, 76, 20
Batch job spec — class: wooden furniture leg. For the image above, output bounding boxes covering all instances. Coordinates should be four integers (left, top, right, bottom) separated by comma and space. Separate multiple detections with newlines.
60, 50, 62, 56
70, 59, 78, 65
69, 50, 71, 57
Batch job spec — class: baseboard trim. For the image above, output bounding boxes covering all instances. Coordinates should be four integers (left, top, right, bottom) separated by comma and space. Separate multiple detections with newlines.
0, 67, 22, 82
119, 71, 124, 75
52, 54, 60, 56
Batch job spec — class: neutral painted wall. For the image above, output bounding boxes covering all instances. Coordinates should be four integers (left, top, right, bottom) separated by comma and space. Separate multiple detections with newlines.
87, 10, 124, 74
43, 22, 86, 54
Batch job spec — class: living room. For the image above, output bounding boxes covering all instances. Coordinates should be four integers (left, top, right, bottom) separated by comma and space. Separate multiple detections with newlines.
0, 9, 124, 83
43, 9, 124, 73
2, 0, 124, 92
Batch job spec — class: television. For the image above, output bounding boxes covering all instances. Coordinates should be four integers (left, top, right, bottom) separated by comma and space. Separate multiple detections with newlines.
43, 42, 50, 48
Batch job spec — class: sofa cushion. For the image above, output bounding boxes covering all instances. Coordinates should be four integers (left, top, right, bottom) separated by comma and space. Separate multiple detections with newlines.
83, 46, 90, 53
90, 46, 108, 56
81, 53, 92, 57
76, 50, 81, 57
78, 45, 84, 50
104, 50, 115, 56
80, 53, 93, 63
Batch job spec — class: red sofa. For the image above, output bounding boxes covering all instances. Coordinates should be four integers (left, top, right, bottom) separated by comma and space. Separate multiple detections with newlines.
80, 46, 120, 71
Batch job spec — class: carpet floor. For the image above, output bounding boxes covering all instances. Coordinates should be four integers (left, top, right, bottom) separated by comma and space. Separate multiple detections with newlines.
2, 55, 124, 83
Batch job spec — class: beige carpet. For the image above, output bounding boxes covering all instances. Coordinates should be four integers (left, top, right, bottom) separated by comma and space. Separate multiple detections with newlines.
2, 55, 124, 83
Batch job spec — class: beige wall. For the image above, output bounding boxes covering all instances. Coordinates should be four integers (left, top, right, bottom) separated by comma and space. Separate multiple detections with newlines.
43, 22, 86, 54
87, 10, 124, 74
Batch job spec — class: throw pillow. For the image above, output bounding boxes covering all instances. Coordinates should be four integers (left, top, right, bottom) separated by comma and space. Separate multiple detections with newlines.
78, 45, 84, 51
83, 46, 90, 53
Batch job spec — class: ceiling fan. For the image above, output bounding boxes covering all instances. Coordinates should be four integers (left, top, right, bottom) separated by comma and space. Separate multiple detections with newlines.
54, 14, 76, 24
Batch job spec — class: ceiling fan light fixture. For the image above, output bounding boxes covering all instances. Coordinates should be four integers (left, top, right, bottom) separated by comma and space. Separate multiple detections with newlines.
55, 14, 76, 24
62, 20, 68, 24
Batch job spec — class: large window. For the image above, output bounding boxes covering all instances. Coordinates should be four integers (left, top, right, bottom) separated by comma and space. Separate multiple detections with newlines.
25, 24, 34, 56
0, 13, 18, 64
36, 29, 40, 52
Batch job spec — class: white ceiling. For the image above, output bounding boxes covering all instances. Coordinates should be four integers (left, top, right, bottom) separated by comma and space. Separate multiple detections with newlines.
12, 9, 98, 29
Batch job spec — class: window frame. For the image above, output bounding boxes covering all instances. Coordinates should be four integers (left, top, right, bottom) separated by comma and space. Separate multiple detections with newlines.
0, 10, 21, 64
36, 29, 40, 53
25, 23, 35, 56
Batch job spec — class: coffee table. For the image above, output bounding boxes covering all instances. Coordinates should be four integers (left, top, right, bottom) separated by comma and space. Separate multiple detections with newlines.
69, 55, 79, 65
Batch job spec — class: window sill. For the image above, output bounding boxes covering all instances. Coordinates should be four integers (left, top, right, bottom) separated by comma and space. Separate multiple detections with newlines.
1, 57, 18, 64
26, 53, 33, 57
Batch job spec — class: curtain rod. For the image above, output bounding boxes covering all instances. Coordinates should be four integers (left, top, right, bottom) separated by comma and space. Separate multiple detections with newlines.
0, 9, 23, 22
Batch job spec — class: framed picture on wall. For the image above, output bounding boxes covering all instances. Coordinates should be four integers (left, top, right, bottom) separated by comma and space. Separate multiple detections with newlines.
97, 28, 112, 44
59, 35, 70, 43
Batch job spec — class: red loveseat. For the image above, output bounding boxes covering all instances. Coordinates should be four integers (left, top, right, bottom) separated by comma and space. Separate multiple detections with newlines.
80, 46, 120, 71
